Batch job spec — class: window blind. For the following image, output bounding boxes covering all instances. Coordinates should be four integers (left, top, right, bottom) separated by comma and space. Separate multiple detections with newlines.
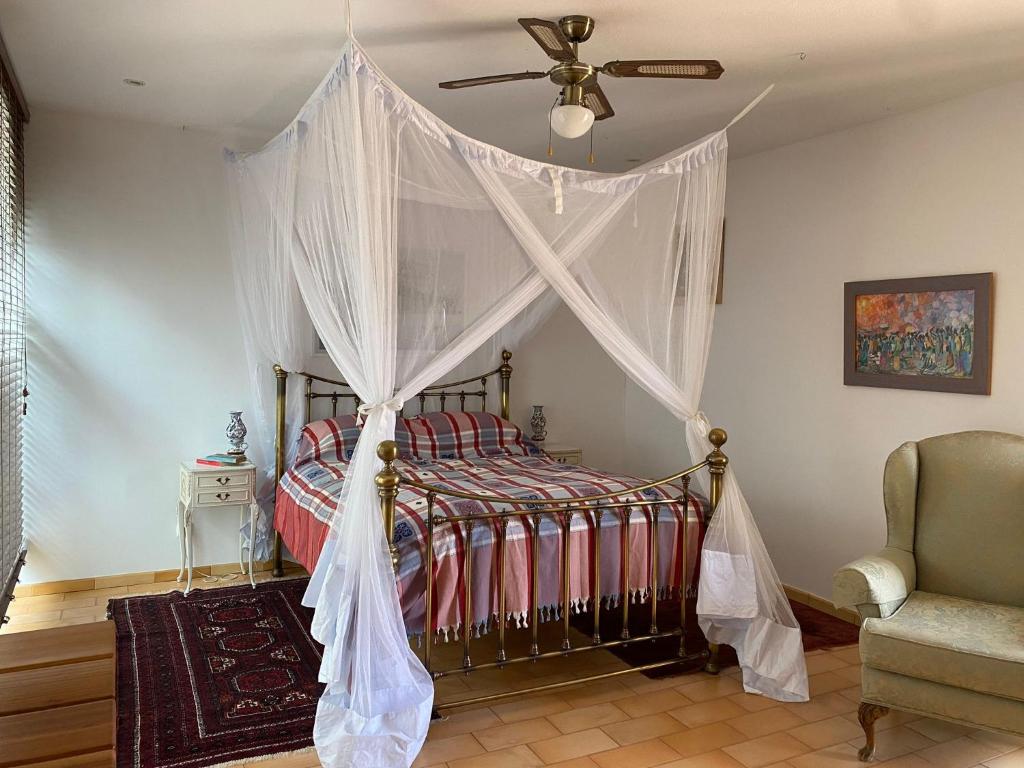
0, 41, 26, 625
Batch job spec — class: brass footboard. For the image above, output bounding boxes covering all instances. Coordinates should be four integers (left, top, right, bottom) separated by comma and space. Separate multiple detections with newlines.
376, 429, 730, 711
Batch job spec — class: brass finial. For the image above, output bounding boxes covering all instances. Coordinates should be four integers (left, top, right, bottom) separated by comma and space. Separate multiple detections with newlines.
502, 349, 512, 363
705, 426, 729, 521
273, 364, 287, 378
708, 428, 727, 449
375, 440, 401, 573
377, 439, 399, 464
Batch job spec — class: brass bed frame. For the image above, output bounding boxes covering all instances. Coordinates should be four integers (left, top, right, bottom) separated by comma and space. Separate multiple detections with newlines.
272, 351, 729, 710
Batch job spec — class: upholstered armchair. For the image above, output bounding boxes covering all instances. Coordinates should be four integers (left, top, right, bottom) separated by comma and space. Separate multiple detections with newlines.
833, 431, 1024, 761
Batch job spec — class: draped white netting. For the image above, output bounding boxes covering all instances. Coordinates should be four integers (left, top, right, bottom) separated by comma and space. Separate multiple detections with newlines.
226, 143, 309, 558
227, 26, 806, 768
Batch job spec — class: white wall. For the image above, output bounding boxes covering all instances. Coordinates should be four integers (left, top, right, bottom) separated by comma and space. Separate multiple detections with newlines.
629, 79, 1024, 598
510, 306, 628, 473
24, 108, 256, 582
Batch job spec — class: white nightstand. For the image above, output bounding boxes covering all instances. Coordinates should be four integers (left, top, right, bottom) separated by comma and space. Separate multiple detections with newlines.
542, 444, 583, 465
177, 462, 259, 595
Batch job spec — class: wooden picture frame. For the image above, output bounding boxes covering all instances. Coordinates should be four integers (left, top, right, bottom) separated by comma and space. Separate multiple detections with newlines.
715, 221, 725, 305
844, 273, 993, 395
313, 331, 328, 356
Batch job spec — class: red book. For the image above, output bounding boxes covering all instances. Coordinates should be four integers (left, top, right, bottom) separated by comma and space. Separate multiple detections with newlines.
195, 458, 225, 466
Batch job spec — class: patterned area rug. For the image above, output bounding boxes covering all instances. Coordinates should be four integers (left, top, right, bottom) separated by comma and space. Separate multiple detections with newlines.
109, 579, 323, 768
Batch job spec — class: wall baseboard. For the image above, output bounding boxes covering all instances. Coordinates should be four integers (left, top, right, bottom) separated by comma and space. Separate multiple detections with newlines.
14, 559, 304, 597
16, 564, 860, 631
784, 584, 861, 627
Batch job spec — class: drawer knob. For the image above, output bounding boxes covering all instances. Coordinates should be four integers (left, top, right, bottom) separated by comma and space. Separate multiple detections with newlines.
216, 492, 231, 501
217, 477, 230, 486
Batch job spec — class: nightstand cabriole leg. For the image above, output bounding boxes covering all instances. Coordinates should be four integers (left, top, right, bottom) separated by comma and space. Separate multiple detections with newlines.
248, 502, 258, 589
238, 505, 246, 575
184, 505, 194, 595
176, 501, 187, 582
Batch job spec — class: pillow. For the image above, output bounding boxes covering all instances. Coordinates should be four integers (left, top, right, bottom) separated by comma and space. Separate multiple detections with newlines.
294, 411, 538, 465
399, 411, 538, 460
295, 414, 362, 465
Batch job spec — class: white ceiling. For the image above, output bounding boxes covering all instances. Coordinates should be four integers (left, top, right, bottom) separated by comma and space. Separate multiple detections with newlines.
2, 0, 1023, 169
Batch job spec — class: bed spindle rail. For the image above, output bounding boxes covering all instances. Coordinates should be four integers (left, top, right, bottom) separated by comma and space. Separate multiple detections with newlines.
372, 427, 731, 713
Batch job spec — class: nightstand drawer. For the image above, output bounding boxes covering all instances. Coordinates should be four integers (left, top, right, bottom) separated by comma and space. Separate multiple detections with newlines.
196, 472, 251, 489
551, 451, 582, 464
543, 446, 583, 465
196, 488, 251, 506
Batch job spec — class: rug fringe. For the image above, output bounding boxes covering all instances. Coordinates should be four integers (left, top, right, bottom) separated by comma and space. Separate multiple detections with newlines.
208, 746, 317, 768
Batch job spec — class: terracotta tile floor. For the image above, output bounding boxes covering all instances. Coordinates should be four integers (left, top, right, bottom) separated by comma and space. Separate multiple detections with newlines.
5, 574, 1023, 768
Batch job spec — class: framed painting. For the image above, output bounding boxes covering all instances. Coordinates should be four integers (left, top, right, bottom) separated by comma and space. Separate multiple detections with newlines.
844, 273, 993, 395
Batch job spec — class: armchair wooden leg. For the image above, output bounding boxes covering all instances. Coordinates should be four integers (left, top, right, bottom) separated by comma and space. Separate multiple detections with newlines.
857, 702, 890, 761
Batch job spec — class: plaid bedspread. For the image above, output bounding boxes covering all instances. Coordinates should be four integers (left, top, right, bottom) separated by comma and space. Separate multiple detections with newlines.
277, 453, 706, 638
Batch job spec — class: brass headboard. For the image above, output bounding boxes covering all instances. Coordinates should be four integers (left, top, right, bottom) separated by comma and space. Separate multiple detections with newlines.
269, 350, 513, 575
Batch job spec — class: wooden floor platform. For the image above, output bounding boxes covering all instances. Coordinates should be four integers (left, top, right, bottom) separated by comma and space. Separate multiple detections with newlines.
0, 622, 115, 768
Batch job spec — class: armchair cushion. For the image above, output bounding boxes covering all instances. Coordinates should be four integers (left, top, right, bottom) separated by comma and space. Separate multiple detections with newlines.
861, 591, 1024, 703
833, 547, 916, 619
914, 431, 1024, 607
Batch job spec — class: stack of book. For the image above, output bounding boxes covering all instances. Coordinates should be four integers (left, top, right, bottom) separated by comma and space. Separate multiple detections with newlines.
196, 453, 246, 467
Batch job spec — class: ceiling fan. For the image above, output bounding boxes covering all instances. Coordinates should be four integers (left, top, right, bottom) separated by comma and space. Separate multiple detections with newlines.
439, 15, 724, 141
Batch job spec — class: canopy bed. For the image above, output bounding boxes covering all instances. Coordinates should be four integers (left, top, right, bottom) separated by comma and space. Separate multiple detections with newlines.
226, 9, 805, 765
269, 351, 721, 713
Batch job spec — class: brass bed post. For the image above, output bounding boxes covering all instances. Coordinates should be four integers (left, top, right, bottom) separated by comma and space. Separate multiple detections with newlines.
272, 365, 288, 577
375, 441, 402, 573
499, 350, 512, 420
703, 427, 729, 674
706, 428, 728, 517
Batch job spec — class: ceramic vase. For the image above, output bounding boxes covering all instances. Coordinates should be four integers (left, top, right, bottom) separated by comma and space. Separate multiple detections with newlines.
530, 405, 547, 443
226, 411, 248, 457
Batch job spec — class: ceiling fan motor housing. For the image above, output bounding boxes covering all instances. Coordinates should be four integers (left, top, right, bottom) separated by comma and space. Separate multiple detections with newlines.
550, 61, 597, 97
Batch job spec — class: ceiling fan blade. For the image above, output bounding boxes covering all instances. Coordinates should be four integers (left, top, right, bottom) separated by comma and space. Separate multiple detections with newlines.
582, 83, 614, 121
438, 71, 548, 90
601, 59, 724, 80
517, 18, 576, 62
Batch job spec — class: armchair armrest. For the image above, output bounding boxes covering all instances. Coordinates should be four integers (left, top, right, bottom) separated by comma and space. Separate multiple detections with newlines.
833, 546, 916, 620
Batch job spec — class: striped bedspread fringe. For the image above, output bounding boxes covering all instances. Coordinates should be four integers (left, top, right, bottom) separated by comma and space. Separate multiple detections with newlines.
409, 584, 689, 644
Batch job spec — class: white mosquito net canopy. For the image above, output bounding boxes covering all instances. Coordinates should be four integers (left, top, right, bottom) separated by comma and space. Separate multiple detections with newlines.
226, 22, 806, 768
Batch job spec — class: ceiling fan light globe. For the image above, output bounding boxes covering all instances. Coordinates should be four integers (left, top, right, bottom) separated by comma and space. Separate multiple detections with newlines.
550, 104, 595, 139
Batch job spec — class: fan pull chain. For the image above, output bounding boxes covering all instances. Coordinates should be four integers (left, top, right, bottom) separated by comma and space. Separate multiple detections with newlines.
587, 124, 595, 165
547, 95, 559, 157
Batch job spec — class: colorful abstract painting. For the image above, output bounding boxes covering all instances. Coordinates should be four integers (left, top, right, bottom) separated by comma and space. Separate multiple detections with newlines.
844, 274, 993, 395
854, 290, 975, 378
